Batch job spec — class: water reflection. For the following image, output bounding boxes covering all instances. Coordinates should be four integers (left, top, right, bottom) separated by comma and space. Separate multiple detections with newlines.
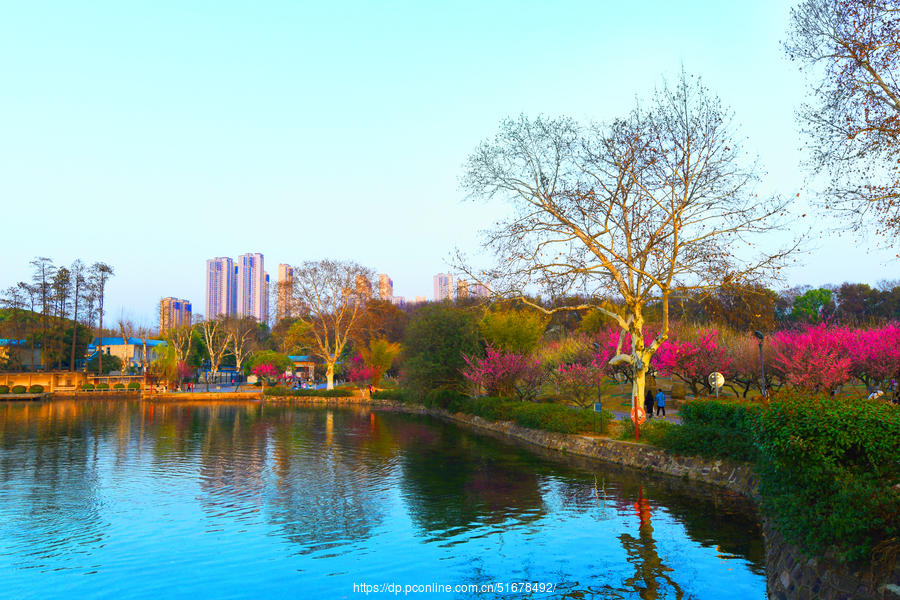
0, 400, 765, 599
619, 487, 683, 600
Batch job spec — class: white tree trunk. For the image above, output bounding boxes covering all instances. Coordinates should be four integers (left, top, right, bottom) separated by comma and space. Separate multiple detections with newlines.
326, 362, 335, 390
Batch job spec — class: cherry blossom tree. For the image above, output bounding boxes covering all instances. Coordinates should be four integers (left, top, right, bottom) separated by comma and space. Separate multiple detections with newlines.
771, 325, 854, 394
655, 327, 731, 397
347, 353, 377, 394
461, 345, 546, 401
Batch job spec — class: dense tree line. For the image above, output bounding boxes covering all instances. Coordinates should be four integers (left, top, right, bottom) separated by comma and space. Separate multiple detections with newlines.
0, 257, 114, 372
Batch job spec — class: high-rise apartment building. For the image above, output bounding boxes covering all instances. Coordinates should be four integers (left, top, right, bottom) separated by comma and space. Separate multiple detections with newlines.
390, 296, 405, 308
414, 295, 427, 304
379, 274, 393, 300
433, 273, 454, 302
159, 297, 192, 333
471, 282, 492, 298
237, 253, 268, 324
206, 257, 236, 319
277, 264, 294, 322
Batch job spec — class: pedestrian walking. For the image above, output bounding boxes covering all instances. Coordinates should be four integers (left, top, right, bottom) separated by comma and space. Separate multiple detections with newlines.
644, 389, 654, 419
655, 390, 666, 417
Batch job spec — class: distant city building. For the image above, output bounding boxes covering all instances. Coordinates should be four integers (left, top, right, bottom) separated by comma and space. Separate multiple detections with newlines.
390, 296, 406, 308
206, 257, 236, 319
433, 273, 454, 302
379, 274, 393, 300
237, 253, 268, 324
159, 297, 192, 333
277, 264, 294, 322
414, 295, 427, 304
456, 280, 469, 300
471, 282, 492, 298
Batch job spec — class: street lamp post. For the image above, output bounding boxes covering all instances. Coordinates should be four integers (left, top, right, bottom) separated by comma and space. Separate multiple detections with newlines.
592, 342, 602, 433
592, 342, 602, 412
754, 330, 766, 398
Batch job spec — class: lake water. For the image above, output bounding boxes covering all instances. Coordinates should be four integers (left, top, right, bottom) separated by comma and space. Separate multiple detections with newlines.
0, 400, 765, 599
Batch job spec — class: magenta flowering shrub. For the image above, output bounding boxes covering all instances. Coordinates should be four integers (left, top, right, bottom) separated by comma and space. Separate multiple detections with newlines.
846, 324, 900, 394
771, 323, 900, 394
553, 362, 602, 408
347, 353, 378, 389
252, 362, 282, 387
655, 328, 731, 396
461, 344, 545, 400
770, 324, 853, 393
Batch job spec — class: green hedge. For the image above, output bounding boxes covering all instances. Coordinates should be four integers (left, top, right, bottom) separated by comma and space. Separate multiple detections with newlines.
651, 395, 900, 564
81, 384, 95, 390
127, 382, 141, 390
752, 393, 900, 563
447, 396, 612, 435
0, 385, 8, 394
113, 383, 125, 389
27, 385, 43, 393
264, 387, 357, 398
617, 417, 677, 446
371, 389, 410, 402
97, 383, 110, 390
656, 399, 759, 462
11, 385, 26, 394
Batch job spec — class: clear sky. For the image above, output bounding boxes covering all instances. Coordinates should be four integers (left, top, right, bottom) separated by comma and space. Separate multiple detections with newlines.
2, 0, 896, 325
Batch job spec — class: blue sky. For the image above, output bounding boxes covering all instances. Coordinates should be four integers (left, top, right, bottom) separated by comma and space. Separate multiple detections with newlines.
2, 0, 895, 325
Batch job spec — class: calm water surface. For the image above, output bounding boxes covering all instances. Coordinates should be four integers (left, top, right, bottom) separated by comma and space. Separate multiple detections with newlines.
0, 400, 765, 599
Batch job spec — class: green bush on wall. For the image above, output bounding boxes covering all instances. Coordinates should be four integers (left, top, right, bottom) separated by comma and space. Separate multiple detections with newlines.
264, 388, 358, 398
656, 399, 759, 462
27, 385, 43, 393
11, 385, 26, 394
113, 383, 125, 389
97, 383, 110, 390
0, 385, 9, 394
81, 384, 95, 391
127, 382, 141, 390
371, 389, 409, 402
445, 395, 613, 436
752, 393, 900, 563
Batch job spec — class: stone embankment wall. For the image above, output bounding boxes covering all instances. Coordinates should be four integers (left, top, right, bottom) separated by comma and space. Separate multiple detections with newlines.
763, 519, 900, 600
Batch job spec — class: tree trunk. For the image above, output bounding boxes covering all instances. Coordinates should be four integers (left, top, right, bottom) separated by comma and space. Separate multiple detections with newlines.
326, 362, 335, 390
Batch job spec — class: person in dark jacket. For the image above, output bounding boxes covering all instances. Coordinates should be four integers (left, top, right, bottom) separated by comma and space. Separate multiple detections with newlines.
644, 389, 654, 419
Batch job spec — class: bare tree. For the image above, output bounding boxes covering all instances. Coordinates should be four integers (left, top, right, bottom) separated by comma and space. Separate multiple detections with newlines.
88, 262, 114, 374
167, 322, 196, 364
117, 312, 137, 373
225, 316, 258, 391
69, 260, 86, 372
136, 321, 154, 375
198, 315, 229, 390
459, 69, 802, 423
31, 257, 55, 366
287, 259, 375, 389
50, 265, 72, 369
785, 0, 900, 241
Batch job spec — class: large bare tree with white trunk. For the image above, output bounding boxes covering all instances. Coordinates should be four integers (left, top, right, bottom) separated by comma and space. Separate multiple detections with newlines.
459, 69, 803, 416
287, 259, 374, 390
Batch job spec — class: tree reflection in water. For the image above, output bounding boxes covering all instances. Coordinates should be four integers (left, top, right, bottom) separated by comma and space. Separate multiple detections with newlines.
620, 486, 684, 600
